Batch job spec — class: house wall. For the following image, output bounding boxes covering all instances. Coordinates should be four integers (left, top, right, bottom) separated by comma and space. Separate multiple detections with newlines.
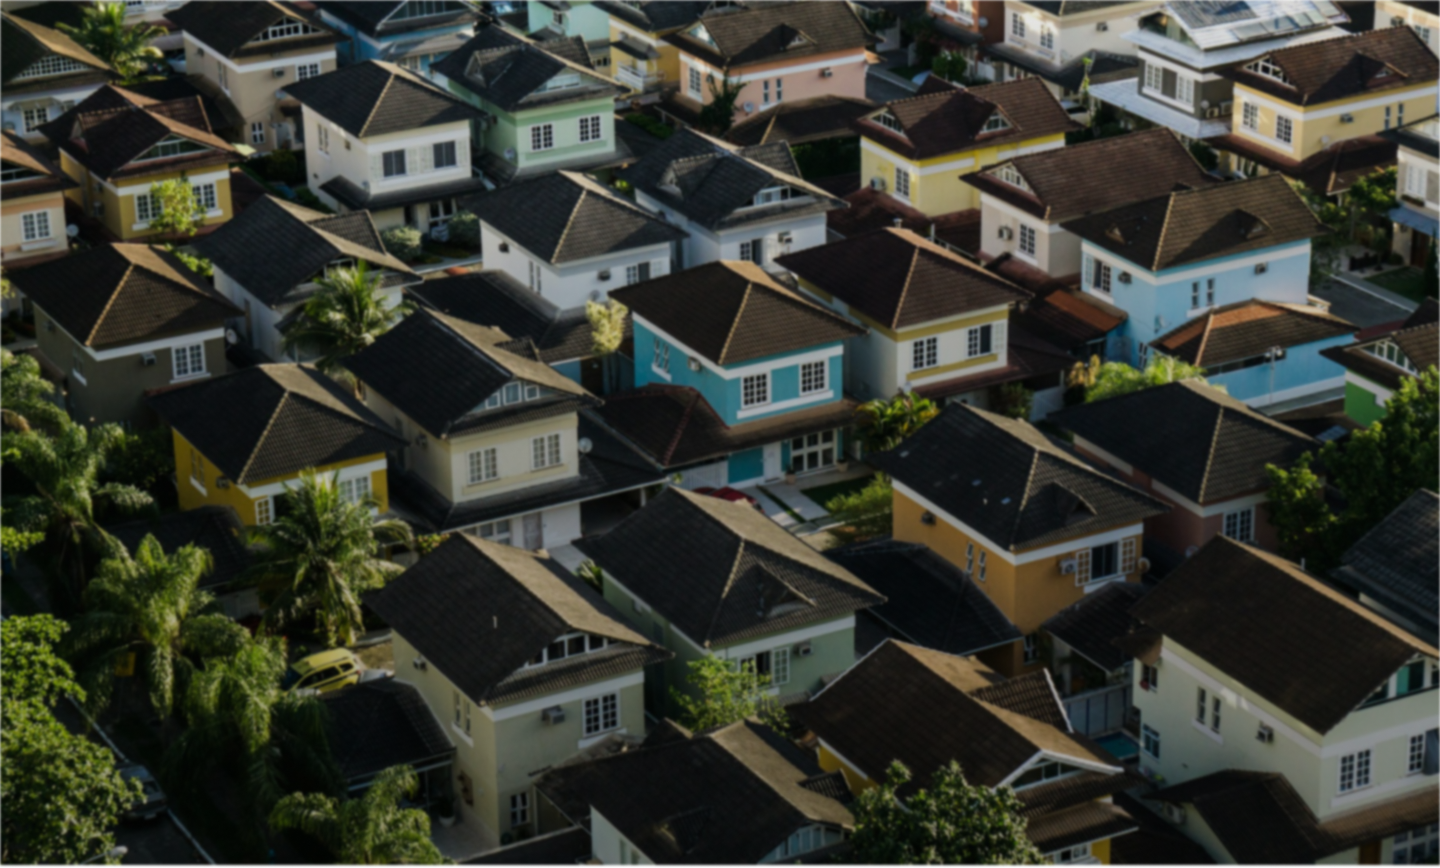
860, 133, 1065, 217
479, 220, 673, 309
1343, 370, 1392, 427
60, 152, 233, 242
678, 48, 868, 123
322, 14, 476, 74
1377, 1, 1440, 55
607, 18, 688, 87
2, 77, 109, 145
591, 811, 655, 865
635, 190, 829, 272
1394, 144, 1440, 227
1231, 82, 1437, 164
979, 191, 1082, 277
999, 1, 1159, 80
527, 1, 613, 46
182, 33, 338, 152
446, 83, 618, 178
1135, 51, 1233, 121
0, 188, 67, 265
1202, 334, 1351, 409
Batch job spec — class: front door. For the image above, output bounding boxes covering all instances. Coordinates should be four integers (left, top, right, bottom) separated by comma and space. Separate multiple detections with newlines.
762, 442, 782, 481
522, 512, 543, 551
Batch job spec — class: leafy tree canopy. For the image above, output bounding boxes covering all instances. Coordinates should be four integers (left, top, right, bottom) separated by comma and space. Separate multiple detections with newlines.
825, 475, 893, 544
672, 655, 786, 732
59, 1, 163, 80
269, 764, 446, 864
147, 177, 206, 238
857, 392, 939, 453
1085, 356, 1208, 403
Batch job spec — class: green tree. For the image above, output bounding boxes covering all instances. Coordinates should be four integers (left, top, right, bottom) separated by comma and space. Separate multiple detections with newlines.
575, 559, 605, 591
163, 243, 214, 277
101, 425, 174, 496
147, 177, 206, 238
698, 75, 745, 135
245, 469, 413, 647
857, 392, 939, 453
826, 475, 893, 543
58, 1, 163, 80
1, 347, 69, 434
849, 761, 1044, 865
445, 209, 480, 250
1262, 451, 1337, 565
268, 764, 446, 864
381, 225, 423, 261
586, 298, 628, 357
671, 655, 786, 731
997, 382, 1033, 420
282, 263, 412, 378
931, 51, 967, 84
3, 423, 154, 608
1085, 357, 1208, 403
65, 535, 249, 720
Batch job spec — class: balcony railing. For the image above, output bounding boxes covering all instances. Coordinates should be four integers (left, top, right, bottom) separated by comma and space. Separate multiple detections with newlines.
615, 65, 664, 92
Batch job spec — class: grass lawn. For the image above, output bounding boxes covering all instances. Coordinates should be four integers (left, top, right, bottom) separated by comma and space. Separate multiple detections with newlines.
800, 474, 875, 511
1369, 267, 1432, 303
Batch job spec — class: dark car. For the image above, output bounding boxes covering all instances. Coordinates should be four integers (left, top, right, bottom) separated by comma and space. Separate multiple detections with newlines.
119, 764, 167, 821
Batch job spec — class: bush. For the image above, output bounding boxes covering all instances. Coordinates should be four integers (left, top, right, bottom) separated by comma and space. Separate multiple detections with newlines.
826, 476, 893, 544
381, 225, 423, 261
101, 427, 173, 496
256, 148, 302, 185
446, 210, 480, 250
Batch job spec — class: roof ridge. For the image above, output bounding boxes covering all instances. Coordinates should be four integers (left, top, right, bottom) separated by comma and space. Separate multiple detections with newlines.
236, 389, 292, 484
1192, 308, 1217, 365
890, 243, 923, 329
661, 390, 700, 464
1196, 405, 1226, 503
715, 281, 752, 364
704, 538, 750, 647
84, 262, 134, 346
1150, 188, 1181, 271
553, 187, 587, 261
358, 71, 399, 138
1010, 448, 1044, 547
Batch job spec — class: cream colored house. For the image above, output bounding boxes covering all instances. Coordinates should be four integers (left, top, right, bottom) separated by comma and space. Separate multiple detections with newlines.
0, 129, 71, 270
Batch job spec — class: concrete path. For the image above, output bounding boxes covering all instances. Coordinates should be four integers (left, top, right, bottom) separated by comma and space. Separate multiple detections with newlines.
546, 543, 587, 573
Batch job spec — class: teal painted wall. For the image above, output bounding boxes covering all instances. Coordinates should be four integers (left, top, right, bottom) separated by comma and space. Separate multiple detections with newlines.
728, 448, 764, 484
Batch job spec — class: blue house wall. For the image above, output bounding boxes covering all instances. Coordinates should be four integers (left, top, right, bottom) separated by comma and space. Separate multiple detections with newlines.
1204, 333, 1353, 406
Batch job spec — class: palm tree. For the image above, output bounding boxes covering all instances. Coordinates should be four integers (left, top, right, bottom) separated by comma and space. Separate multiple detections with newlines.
269, 765, 446, 865
168, 637, 337, 825
856, 392, 940, 453
58, 2, 164, 81
65, 535, 250, 720
1, 349, 69, 434
245, 470, 413, 648
282, 263, 412, 379
2, 423, 154, 608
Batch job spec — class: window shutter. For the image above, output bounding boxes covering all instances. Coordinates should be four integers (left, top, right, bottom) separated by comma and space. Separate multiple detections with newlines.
369, 152, 382, 180
407, 146, 421, 174
992, 319, 1006, 356
1426, 729, 1438, 776
418, 143, 433, 173
1075, 548, 1091, 586
457, 137, 469, 169
1121, 537, 1136, 574
1428, 170, 1439, 203
651, 258, 669, 277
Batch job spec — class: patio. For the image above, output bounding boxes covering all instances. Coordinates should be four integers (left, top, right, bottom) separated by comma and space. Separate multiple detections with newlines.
431, 809, 499, 862
740, 464, 874, 530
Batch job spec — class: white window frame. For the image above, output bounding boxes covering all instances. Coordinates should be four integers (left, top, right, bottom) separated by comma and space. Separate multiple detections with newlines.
894, 165, 911, 199
510, 791, 530, 827
172, 342, 206, 380
741, 373, 770, 408
789, 430, 837, 475
20, 210, 51, 242
965, 324, 993, 359
467, 447, 498, 484
1242, 101, 1259, 131
1055, 843, 1091, 863
250, 122, 266, 145
464, 518, 511, 545
337, 475, 371, 505
583, 692, 619, 735
1339, 749, 1372, 793
579, 114, 602, 143
1176, 73, 1194, 105
317, 124, 329, 154
1191, 277, 1215, 309
1276, 115, 1293, 144
652, 337, 669, 373
1394, 825, 1440, 864
1011, 11, 1025, 40
296, 62, 321, 80
912, 336, 938, 370
799, 360, 826, 395
688, 66, 702, 97
22, 106, 49, 133
531, 433, 562, 470
255, 495, 273, 525
1142, 724, 1160, 758
530, 123, 554, 152
1022, 632, 1039, 662
1018, 223, 1036, 257
1144, 62, 1162, 92
1223, 507, 1255, 543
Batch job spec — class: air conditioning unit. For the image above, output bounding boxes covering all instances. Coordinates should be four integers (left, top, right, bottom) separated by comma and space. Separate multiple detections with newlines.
920, 510, 936, 525
215, 477, 230, 489
1256, 723, 1275, 743
998, 225, 1014, 240
1117, 271, 1132, 284
1058, 557, 1078, 575
869, 176, 886, 191
1205, 106, 1221, 119
1392, 15, 1406, 26
1255, 262, 1269, 274
140, 352, 156, 366
1340, 113, 1354, 124
598, 269, 611, 281
272, 67, 286, 78
498, 242, 510, 253
542, 706, 565, 725
777, 230, 793, 245
796, 641, 813, 657
1161, 803, 1186, 825
821, 67, 834, 78
1096, 21, 1108, 31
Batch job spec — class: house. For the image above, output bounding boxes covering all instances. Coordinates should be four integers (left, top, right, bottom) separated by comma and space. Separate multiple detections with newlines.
922, 0, 1008, 69
283, 59, 487, 230
536, 718, 853, 863
318, 677, 455, 800
619, 128, 845, 272
9, 244, 241, 428
576, 486, 886, 711
316, 1, 482, 77
779, 227, 1074, 414
147, 363, 405, 525
106, 506, 258, 618
38, 83, 241, 242
340, 306, 665, 546
959, 127, 1215, 286
724, 93, 876, 149
1381, 113, 1438, 268
463, 170, 687, 309
1087, 0, 1351, 141
197, 195, 419, 363
368, 533, 672, 849
167, 1, 343, 153
432, 25, 627, 185
1054, 379, 1319, 568
1041, 580, 1151, 734
873, 402, 1168, 676
1379, 0, 1440, 55
522, 0, 614, 71
1320, 298, 1438, 426
595, 0, 710, 98
854, 76, 1077, 218
1331, 489, 1439, 646
1059, 173, 1330, 369
795, 639, 1138, 862
599, 260, 866, 486
982, 1, 1160, 105
659, 1, 873, 128
1125, 536, 1439, 864
1209, 27, 1438, 193
0, 11, 113, 142
0, 129, 73, 270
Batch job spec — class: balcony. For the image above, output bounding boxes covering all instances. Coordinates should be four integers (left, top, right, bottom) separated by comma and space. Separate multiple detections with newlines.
615, 65, 664, 93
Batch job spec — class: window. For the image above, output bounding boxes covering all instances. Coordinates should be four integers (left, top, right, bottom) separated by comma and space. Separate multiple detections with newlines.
751, 186, 793, 206
995, 163, 1029, 190
250, 122, 266, 145
296, 62, 320, 80
775, 77, 782, 102
256, 20, 319, 41
1339, 749, 1372, 792
428, 198, 456, 231
1211, 695, 1222, 732
913, 336, 938, 370
218, 65, 228, 91
337, 475, 370, 504
1089, 257, 1112, 294
981, 113, 1011, 133
689, 66, 702, 95
21, 106, 49, 133
768, 826, 841, 860
1395, 826, 1440, 864
317, 124, 329, 154
255, 496, 273, 525
1410, 734, 1427, 774
771, 647, 790, 685
763, 79, 771, 105
393, 0, 461, 20
966, 324, 993, 358
1091, 541, 1118, 581
742, 373, 769, 407
1385, 106, 1393, 130
1196, 687, 1207, 723
1176, 74, 1194, 105
1018, 224, 1036, 257
20, 210, 50, 242
510, 792, 529, 827
1276, 115, 1293, 144
382, 150, 407, 177
1142, 724, 1161, 758
965, 543, 974, 573
193, 182, 217, 212
1141, 663, 1159, 691
1022, 632, 1039, 662
583, 693, 619, 735
531, 433, 562, 470
1144, 62, 1162, 92
739, 238, 763, 263
468, 448, 498, 484
1223, 507, 1255, 542
173, 343, 205, 379
1242, 101, 1259, 131
1191, 277, 1215, 309
895, 166, 911, 199
978, 550, 987, 581
1011, 11, 1025, 39
652, 337, 669, 373
626, 261, 651, 284
875, 112, 904, 134
1056, 843, 1091, 863
1039, 26, 1054, 50
138, 136, 207, 162
432, 140, 457, 169
530, 123, 555, 151
527, 632, 610, 667
466, 518, 511, 545
1245, 56, 1290, 84
14, 54, 90, 81
579, 114, 602, 143
553, 9, 567, 26
135, 192, 161, 224
1365, 340, 1419, 374
799, 360, 826, 395
789, 430, 836, 473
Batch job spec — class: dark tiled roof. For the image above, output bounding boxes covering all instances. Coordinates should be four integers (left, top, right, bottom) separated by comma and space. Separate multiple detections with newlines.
1060, 174, 1327, 272
960, 128, 1214, 223
981, 44, 1137, 92
432, 24, 620, 113
1055, 379, 1317, 503
618, 128, 844, 230
1379, 112, 1440, 159
1130, 536, 1438, 734
0, 129, 73, 199
1222, 27, 1438, 106
147, 364, 405, 485
367, 534, 668, 705
463, 171, 685, 264
726, 95, 877, 147
466, 828, 592, 865
825, 190, 982, 251
591, 385, 859, 469
825, 540, 1021, 657
283, 60, 482, 138
611, 260, 863, 365
1024, 801, 1139, 854
1333, 489, 1439, 644
1319, 297, 1438, 391
317, 1, 481, 37
9, 244, 240, 350
779, 227, 1029, 330
594, 1, 709, 32
1110, 792, 1217, 865
320, 678, 453, 782
169, 2, 341, 58
1, 11, 110, 84
197, 196, 416, 307
1016, 285, 1128, 351
106, 507, 253, 593
575, 486, 884, 648
537, 719, 853, 864
1020, 1, 1136, 14
795, 641, 1120, 798
1042, 582, 1149, 672
1151, 300, 1355, 365
1206, 132, 1397, 196
664, 2, 874, 69
856, 78, 1077, 161
875, 404, 1169, 551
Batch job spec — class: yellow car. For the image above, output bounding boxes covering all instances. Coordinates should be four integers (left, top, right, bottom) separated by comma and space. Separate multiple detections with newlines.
282, 649, 363, 694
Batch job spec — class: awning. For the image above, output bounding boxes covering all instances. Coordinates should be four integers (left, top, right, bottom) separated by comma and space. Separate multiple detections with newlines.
1391, 205, 1439, 237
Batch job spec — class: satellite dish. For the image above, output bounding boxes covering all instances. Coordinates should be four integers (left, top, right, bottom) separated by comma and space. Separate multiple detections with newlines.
65, 224, 79, 238
578, 437, 593, 454
1200, 99, 1210, 110
225, 328, 239, 345
743, 102, 755, 113
504, 147, 517, 161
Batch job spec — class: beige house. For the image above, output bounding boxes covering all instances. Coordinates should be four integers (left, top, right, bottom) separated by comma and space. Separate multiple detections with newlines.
0, 129, 72, 271
168, 0, 342, 152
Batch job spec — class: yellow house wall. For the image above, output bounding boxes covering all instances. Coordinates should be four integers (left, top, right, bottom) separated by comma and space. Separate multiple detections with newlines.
860, 133, 1066, 216
58, 149, 233, 241
606, 22, 685, 85
1233, 82, 1436, 162
817, 743, 880, 795
0, 188, 68, 264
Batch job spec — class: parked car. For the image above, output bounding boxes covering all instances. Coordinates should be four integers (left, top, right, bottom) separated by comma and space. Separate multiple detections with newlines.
119, 764, 167, 821
281, 649, 363, 695
694, 486, 764, 512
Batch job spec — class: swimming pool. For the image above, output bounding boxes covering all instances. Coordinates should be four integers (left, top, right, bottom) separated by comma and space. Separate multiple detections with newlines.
1095, 732, 1139, 760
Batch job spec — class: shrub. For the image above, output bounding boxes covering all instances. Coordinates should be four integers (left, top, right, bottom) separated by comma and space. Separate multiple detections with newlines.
381, 225, 423, 261
258, 148, 302, 185
446, 210, 480, 250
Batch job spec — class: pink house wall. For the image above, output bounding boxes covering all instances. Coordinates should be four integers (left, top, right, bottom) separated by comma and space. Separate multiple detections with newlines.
679, 50, 868, 124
